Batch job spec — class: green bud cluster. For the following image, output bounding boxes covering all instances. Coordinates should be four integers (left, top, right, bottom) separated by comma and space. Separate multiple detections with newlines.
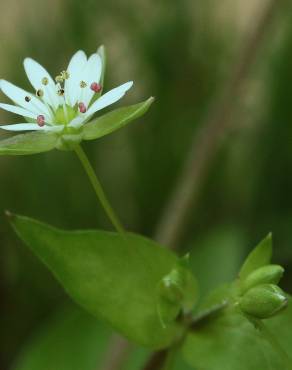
238, 264, 287, 319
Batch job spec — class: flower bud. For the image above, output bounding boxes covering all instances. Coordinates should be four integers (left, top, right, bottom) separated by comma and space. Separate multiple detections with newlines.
158, 275, 184, 304
157, 276, 183, 327
241, 265, 284, 294
239, 284, 287, 319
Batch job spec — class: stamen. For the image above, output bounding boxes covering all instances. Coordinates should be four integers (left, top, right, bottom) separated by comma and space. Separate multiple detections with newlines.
55, 75, 64, 83
37, 115, 45, 127
80, 81, 87, 88
60, 70, 70, 80
25, 96, 31, 102
36, 89, 44, 98
57, 88, 65, 96
42, 77, 49, 86
90, 82, 102, 93
78, 102, 87, 113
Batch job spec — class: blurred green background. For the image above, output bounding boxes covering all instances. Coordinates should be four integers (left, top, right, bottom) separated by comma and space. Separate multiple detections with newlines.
1, 0, 292, 369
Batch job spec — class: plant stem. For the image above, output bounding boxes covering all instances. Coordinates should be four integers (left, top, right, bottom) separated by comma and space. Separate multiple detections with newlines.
254, 320, 292, 370
74, 144, 124, 234
143, 348, 177, 370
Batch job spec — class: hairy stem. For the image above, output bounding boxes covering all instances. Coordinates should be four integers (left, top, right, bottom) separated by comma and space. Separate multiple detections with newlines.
74, 144, 124, 234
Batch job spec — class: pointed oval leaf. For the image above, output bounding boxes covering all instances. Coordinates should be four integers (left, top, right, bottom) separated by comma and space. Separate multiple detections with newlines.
83, 97, 154, 141
9, 214, 181, 349
0, 132, 58, 155
239, 233, 272, 281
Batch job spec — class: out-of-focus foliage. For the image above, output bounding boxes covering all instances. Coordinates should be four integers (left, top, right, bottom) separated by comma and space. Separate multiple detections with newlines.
1, 0, 292, 369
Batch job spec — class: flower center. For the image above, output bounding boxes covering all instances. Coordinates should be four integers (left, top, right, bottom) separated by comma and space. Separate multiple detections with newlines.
54, 105, 77, 125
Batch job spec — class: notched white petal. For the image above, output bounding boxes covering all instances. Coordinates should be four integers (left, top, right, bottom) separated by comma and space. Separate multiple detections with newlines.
0, 103, 37, 120
0, 123, 65, 132
65, 50, 88, 106
0, 79, 52, 118
24, 58, 59, 109
86, 81, 134, 117
81, 53, 102, 106
0, 123, 46, 131
68, 115, 86, 129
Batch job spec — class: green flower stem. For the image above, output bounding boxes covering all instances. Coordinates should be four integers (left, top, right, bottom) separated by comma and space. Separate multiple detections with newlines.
74, 144, 124, 234
254, 319, 292, 370
162, 348, 177, 370
142, 348, 178, 370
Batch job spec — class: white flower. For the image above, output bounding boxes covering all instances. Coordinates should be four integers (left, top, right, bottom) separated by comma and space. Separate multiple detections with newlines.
0, 50, 133, 133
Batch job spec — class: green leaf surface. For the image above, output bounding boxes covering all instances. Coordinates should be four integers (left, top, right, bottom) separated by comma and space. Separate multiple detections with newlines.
9, 214, 181, 349
182, 308, 284, 370
267, 296, 292, 357
0, 132, 58, 155
239, 233, 273, 280
83, 97, 154, 141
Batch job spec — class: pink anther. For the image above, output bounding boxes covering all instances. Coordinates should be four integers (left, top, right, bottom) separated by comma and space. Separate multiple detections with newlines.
90, 82, 102, 93
78, 102, 87, 113
37, 115, 45, 127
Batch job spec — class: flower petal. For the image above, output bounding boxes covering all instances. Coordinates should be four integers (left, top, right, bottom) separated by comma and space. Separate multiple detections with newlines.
68, 115, 86, 129
85, 82, 133, 118
65, 50, 87, 107
0, 123, 46, 131
23, 58, 59, 110
0, 79, 52, 119
0, 103, 37, 120
80, 53, 102, 107
0, 123, 64, 132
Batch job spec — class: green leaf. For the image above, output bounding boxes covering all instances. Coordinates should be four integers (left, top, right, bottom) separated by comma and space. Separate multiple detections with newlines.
0, 132, 58, 155
239, 233, 273, 280
83, 97, 154, 141
267, 296, 292, 355
182, 308, 284, 370
9, 214, 181, 349
13, 306, 111, 370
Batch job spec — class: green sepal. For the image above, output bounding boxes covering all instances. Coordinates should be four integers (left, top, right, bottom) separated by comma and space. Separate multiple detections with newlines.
56, 133, 83, 151
8, 213, 181, 349
239, 233, 272, 280
239, 284, 287, 319
240, 265, 284, 294
157, 259, 198, 327
82, 97, 154, 141
0, 132, 58, 155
